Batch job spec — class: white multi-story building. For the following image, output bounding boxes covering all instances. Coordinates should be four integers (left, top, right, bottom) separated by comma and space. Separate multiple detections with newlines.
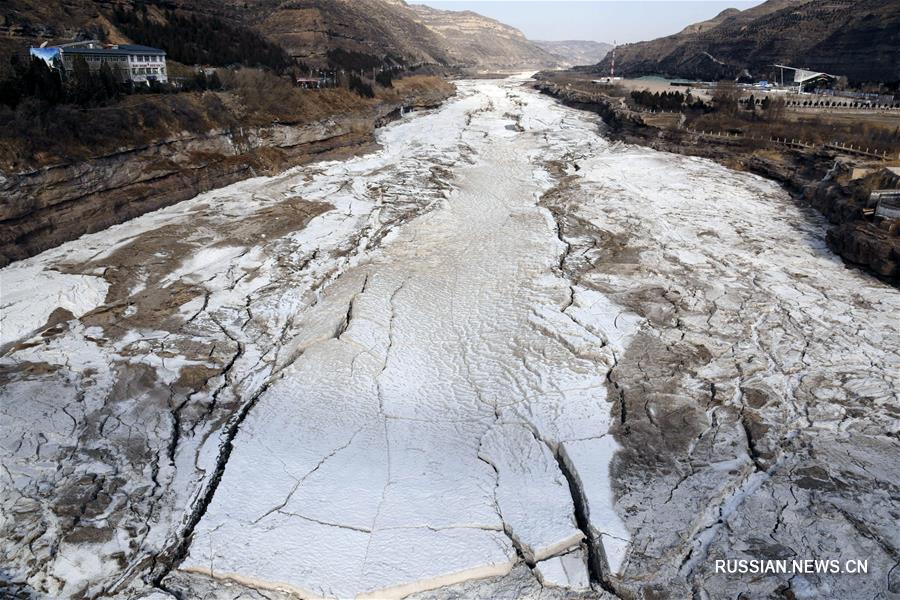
53, 41, 168, 84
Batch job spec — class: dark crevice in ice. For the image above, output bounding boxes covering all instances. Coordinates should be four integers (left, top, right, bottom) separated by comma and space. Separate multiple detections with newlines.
147, 368, 276, 591
553, 444, 624, 599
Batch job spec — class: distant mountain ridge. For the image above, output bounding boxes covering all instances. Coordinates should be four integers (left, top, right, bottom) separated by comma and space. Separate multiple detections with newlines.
533, 40, 613, 67
590, 0, 900, 84
407, 4, 560, 69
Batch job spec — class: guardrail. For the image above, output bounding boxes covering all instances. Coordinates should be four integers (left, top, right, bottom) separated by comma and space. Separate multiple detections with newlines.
684, 129, 898, 160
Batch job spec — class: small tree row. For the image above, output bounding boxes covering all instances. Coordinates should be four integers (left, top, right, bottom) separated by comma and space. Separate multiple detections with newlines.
630, 89, 706, 112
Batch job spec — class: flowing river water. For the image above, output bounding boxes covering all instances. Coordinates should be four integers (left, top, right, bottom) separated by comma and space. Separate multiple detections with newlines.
1, 77, 898, 599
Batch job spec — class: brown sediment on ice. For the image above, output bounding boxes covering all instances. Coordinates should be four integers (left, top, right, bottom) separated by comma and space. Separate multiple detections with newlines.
71, 199, 333, 340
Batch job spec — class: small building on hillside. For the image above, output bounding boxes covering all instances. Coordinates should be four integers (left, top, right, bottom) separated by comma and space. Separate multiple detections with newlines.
31, 40, 168, 84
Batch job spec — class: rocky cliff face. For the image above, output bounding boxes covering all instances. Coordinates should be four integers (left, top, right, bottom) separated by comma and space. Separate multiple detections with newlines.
0, 119, 366, 266
0, 81, 454, 266
251, 0, 561, 69
591, 0, 900, 84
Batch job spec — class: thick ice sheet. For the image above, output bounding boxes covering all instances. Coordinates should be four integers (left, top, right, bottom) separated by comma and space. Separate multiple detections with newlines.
181, 79, 634, 597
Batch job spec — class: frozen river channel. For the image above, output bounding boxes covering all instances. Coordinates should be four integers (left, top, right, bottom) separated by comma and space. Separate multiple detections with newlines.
2, 77, 898, 600
177, 78, 637, 597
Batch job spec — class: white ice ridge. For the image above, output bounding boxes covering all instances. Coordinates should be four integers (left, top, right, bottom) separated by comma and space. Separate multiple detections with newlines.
181, 80, 639, 597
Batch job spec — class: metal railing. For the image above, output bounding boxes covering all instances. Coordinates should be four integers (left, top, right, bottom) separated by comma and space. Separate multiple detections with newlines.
684, 129, 899, 160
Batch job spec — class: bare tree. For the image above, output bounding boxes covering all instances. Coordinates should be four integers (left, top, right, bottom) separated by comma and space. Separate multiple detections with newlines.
767, 96, 786, 121
712, 80, 740, 115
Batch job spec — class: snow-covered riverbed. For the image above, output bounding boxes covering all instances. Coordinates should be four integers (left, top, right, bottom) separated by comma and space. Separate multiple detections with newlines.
1, 77, 897, 600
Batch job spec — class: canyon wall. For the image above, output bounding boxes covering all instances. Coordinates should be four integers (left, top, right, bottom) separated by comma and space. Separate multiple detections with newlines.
0, 85, 453, 266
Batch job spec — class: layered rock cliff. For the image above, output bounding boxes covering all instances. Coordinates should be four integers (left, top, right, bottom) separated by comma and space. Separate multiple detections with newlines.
406, 4, 561, 69
250, 0, 454, 67
0, 78, 454, 266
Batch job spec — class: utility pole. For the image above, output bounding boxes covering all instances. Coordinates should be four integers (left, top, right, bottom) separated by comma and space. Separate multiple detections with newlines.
611, 41, 616, 78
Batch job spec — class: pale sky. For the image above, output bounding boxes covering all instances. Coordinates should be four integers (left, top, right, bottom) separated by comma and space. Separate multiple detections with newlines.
408, 1, 765, 44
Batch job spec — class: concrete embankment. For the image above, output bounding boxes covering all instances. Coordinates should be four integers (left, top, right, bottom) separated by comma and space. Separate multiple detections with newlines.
0, 83, 454, 267
533, 79, 900, 283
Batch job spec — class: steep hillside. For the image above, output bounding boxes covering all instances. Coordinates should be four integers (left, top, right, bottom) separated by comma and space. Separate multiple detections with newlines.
249, 0, 560, 69
591, 0, 900, 84
0, 0, 559, 71
0, 0, 446, 68
244, 0, 453, 67
533, 40, 613, 67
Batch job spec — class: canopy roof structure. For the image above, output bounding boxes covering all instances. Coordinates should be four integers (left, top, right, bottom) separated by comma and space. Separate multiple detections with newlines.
773, 64, 838, 91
